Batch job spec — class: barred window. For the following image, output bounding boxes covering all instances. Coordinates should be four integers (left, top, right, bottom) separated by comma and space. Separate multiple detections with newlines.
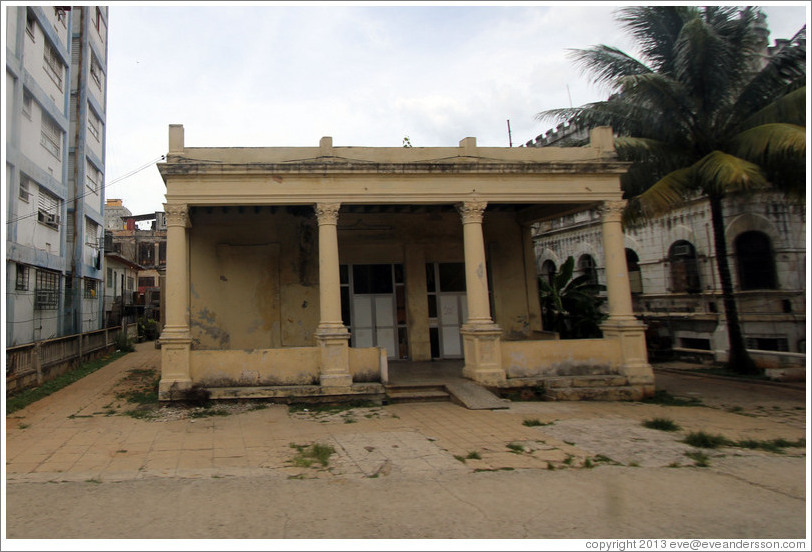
37, 188, 61, 229
40, 114, 62, 158
35, 270, 60, 310
16, 265, 30, 291
83, 278, 98, 299
43, 40, 64, 90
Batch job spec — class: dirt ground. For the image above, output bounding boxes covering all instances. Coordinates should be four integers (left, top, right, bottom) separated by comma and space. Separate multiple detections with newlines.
3, 345, 809, 544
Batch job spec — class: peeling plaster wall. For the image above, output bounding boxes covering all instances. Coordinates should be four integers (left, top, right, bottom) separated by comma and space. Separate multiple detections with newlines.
190, 347, 320, 386
189, 209, 319, 350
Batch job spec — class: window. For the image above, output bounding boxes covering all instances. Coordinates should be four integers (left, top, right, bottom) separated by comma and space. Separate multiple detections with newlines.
94, 8, 106, 42
22, 91, 33, 119
735, 231, 776, 290
35, 270, 60, 310
43, 40, 64, 90
19, 175, 31, 202
669, 241, 700, 293
87, 109, 100, 141
138, 277, 156, 288
107, 267, 113, 287
85, 217, 100, 246
37, 188, 61, 229
626, 249, 643, 294
26, 12, 36, 40
90, 55, 102, 90
540, 260, 556, 286
84, 278, 98, 299
578, 254, 598, 285
16, 265, 30, 291
40, 114, 62, 158
86, 162, 101, 193
139, 242, 155, 265
127, 277, 134, 291
746, 337, 789, 352
55, 7, 68, 27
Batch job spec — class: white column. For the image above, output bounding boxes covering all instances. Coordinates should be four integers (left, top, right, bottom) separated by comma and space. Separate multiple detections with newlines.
159, 203, 193, 399
314, 202, 351, 389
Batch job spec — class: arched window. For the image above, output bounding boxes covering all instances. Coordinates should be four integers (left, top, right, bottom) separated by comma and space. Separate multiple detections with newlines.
669, 240, 700, 293
577, 254, 597, 285
626, 248, 642, 294
735, 231, 776, 290
540, 260, 556, 286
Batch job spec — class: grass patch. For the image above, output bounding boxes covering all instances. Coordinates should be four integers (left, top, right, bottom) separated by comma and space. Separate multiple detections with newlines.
593, 454, 622, 466
683, 431, 731, 449
466, 451, 481, 460
454, 455, 466, 463
289, 442, 335, 468
288, 400, 376, 415
685, 451, 711, 467
640, 390, 704, 407
642, 417, 681, 432
735, 437, 805, 453
6, 351, 129, 414
506, 442, 525, 454
582, 457, 594, 469
18, 423, 30, 429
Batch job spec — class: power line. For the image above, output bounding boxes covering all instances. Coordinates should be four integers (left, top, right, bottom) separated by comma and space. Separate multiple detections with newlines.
5, 155, 165, 226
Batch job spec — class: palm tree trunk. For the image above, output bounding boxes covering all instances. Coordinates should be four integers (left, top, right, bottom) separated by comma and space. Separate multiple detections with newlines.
708, 195, 759, 374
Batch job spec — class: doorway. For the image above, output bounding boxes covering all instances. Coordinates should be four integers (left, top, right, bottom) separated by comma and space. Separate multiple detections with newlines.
426, 262, 467, 359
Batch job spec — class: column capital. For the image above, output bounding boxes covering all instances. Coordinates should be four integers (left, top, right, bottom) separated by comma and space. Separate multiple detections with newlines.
164, 203, 190, 228
456, 200, 487, 224
315, 202, 341, 225
599, 200, 627, 222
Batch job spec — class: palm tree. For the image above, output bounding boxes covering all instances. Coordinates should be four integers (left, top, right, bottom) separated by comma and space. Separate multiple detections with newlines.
538, 6, 805, 374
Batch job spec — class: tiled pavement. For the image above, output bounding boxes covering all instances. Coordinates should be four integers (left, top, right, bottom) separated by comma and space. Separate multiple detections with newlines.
5, 342, 807, 484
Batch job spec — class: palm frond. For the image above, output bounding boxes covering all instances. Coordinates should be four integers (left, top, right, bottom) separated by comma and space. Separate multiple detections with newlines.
615, 6, 694, 72
729, 123, 806, 160
629, 165, 696, 220
737, 87, 806, 130
567, 45, 652, 90
694, 151, 769, 196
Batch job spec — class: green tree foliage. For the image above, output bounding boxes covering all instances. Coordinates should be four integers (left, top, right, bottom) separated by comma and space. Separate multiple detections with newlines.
539, 7, 806, 373
539, 256, 606, 339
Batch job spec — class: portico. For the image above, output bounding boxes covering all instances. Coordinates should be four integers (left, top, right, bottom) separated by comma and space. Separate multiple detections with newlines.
156, 125, 654, 401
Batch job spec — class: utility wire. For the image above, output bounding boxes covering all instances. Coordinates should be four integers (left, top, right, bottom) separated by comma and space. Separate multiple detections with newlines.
5, 155, 165, 225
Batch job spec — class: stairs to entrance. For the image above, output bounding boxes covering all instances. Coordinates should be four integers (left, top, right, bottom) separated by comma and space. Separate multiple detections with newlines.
384, 384, 451, 404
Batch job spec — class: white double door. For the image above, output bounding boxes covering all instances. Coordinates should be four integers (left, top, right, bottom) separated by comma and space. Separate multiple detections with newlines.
352, 294, 397, 359
436, 293, 467, 358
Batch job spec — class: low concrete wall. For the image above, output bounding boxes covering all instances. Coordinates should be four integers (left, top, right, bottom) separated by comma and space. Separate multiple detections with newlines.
750, 350, 806, 381
501, 338, 622, 379
189, 346, 385, 388
190, 348, 321, 386
349, 347, 383, 383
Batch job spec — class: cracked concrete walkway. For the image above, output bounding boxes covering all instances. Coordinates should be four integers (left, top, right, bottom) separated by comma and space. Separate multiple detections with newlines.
4, 342, 808, 540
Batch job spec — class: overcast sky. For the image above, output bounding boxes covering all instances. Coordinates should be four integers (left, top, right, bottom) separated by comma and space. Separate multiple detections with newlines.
100, 2, 809, 217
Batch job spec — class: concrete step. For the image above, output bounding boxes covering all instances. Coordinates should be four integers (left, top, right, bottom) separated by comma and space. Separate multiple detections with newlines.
544, 385, 646, 402
445, 381, 510, 410
385, 385, 450, 404
544, 375, 628, 389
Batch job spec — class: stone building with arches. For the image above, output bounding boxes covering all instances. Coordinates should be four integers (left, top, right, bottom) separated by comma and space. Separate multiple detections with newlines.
533, 192, 806, 378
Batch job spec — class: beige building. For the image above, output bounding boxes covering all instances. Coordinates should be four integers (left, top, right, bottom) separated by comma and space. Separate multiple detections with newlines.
156, 124, 654, 402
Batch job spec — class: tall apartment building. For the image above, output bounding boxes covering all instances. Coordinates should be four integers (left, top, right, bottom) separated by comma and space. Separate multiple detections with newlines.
5, 6, 109, 346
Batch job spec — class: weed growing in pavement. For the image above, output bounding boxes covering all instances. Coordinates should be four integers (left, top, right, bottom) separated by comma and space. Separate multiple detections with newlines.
628, 461, 640, 467
642, 417, 681, 432
685, 451, 711, 467
506, 442, 525, 454
466, 451, 482, 460
734, 437, 805, 453
547, 462, 556, 470
289, 442, 336, 468
640, 390, 704, 407
668, 461, 682, 468
188, 408, 230, 418
288, 400, 377, 414
523, 418, 554, 427
454, 455, 467, 463
6, 351, 130, 414
593, 454, 622, 466
563, 454, 574, 465
582, 457, 594, 469
17, 423, 30, 429
683, 431, 731, 448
